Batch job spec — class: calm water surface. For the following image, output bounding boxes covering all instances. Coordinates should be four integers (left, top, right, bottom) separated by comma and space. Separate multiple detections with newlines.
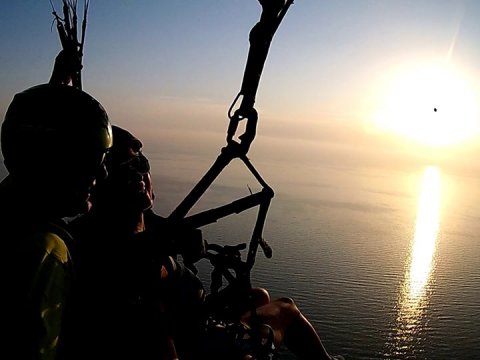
154, 162, 480, 360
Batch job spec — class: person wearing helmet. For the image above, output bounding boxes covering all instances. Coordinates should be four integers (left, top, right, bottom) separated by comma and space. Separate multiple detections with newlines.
0, 83, 112, 360
67, 125, 343, 360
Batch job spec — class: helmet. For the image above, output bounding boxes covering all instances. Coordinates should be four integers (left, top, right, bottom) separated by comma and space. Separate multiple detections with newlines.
1, 83, 112, 175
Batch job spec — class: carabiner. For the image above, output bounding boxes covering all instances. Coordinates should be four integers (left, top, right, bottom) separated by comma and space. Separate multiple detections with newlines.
227, 94, 258, 154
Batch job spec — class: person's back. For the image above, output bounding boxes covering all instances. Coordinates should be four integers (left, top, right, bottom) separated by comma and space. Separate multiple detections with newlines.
1, 177, 72, 360
0, 84, 112, 360
65, 212, 165, 360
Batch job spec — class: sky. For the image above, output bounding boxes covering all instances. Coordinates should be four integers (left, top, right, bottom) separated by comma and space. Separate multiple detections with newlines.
1, 0, 480, 188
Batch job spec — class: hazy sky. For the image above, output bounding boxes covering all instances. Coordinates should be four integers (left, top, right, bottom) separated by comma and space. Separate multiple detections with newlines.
1, 0, 480, 184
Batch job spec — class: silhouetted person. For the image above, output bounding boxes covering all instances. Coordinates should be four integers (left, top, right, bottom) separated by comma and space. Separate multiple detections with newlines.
64, 125, 194, 359
0, 84, 112, 360
67, 125, 344, 360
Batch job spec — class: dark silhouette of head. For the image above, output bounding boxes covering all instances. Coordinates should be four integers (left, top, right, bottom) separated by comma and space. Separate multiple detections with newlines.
1, 83, 113, 216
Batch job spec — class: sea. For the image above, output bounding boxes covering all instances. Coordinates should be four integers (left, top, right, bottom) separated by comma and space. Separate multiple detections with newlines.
151, 158, 480, 360
1, 153, 478, 359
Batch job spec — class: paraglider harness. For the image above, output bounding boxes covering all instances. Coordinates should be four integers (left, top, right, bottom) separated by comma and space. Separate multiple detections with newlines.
166, 1, 294, 359
50, 1, 294, 358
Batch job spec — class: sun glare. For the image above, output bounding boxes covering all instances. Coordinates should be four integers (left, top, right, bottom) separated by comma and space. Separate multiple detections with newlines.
373, 64, 480, 147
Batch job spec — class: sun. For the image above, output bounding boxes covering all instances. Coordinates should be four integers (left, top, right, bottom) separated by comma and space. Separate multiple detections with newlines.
372, 63, 480, 147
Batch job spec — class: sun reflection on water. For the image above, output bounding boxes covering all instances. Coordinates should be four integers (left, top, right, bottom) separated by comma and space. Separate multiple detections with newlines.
407, 166, 440, 301
387, 166, 441, 357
